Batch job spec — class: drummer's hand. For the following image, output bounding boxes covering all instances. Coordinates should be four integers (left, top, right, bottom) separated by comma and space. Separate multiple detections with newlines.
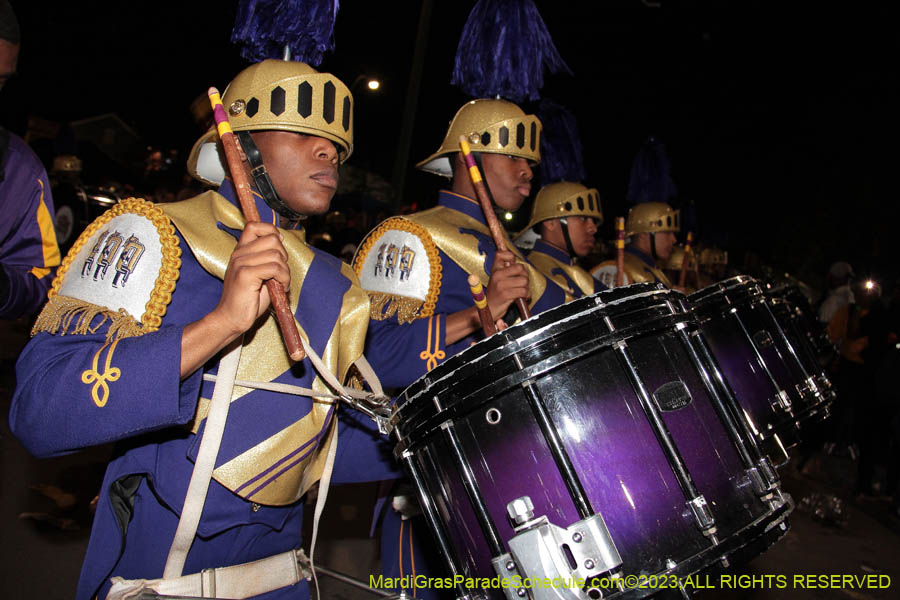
213, 222, 290, 338
495, 319, 509, 331
485, 250, 530, 318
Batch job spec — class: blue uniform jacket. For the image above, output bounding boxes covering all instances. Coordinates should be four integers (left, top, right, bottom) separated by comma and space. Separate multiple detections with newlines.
10, 183, 397, 600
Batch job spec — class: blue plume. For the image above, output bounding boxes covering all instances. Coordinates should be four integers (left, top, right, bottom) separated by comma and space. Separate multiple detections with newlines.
451, 0, 571, 103
536, 99, 585, 184
232, 0, 340, 66
627, 137, 678, 205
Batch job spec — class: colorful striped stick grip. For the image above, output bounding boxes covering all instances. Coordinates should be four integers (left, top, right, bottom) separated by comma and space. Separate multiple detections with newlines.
468, 275, 497, 337
457, 135, 531, 320
615, 217, 626, 287
207, 87, 304, 362
679, 231, 694, 289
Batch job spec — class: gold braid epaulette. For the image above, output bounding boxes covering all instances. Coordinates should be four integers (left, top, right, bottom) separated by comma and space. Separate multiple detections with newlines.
353, 217, 442, 324
32, 198, 182, 342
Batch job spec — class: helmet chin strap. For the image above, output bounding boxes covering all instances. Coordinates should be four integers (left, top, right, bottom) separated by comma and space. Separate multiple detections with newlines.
650, 232, 659, 262
559, 217, 577, 260
236, 131, 304, 221
471, 152, 498, 211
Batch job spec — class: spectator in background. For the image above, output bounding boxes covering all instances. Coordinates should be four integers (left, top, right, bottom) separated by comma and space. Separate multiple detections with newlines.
0, 0, 61, 320
819, 260, 856, 345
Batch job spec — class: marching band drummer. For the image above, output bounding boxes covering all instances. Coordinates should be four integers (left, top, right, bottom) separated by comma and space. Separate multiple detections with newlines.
11, 59, 398, 600
354, 97, 556, 599
590, 201, 680, 289
354, 98, 556, 389
517, 181, 607, 304
661, 243, 700, 294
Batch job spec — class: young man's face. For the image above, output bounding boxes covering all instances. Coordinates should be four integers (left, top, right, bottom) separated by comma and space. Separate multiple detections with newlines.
541, 216, 598, 258
481, 153, 533, 212
564, 216, 598, 258
0, 39, 19, 92
249, 130, 339, 216
653, 231, 678, 260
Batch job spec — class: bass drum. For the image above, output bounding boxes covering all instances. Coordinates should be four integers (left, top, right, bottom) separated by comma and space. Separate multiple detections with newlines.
393, 284, 791, 600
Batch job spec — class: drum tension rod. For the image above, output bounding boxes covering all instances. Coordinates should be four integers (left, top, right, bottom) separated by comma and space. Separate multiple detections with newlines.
729, 307, 792, 413
676, 327, 780, 498
401, 450, 473, 600
612, 339, 718, 538
759, 301, 821, 401
512, 352, 594, 520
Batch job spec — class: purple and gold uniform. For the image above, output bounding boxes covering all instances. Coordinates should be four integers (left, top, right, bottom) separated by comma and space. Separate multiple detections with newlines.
519, 182, 607, 305
354, 190, 555, 598
591, 201, 679, 289
0, 132, 60, 319
10, 182, 397, 600
527, 239, 605, 303
356, 190, 555, 389
591, 246, 673, 288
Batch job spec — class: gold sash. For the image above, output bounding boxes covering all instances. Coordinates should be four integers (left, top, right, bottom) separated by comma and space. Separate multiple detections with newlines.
528, 248, 597, 301
162, 192, 369, 505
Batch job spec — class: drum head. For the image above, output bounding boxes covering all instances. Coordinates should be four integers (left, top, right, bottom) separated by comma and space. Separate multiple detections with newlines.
689, 275, 763, 311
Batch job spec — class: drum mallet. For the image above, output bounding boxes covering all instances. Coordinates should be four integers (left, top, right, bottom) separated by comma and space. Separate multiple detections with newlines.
208, 87, 305, 361
458, 136, 531, 320
679, 231, 694, 289
468, 275, 497, 337
615, 216, 626, 287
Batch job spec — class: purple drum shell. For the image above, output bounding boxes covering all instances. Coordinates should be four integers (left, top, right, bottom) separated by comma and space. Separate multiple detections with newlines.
402, 288, 778, 589
696, 312, 800, 450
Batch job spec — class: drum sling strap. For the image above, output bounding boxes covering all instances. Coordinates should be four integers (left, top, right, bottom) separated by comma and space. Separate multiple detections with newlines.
107, 335, 387, 600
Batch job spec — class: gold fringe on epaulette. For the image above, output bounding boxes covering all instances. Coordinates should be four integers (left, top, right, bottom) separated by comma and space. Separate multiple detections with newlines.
367, 291, 425, 325
31, 295, 145, 343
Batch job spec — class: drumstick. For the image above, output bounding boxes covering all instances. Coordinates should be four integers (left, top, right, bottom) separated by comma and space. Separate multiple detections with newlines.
458, 136, 531, 320
679, 231, 694, 289
468, 275, 497, 337
615, 217, 625, 287
208, 87, 305, 362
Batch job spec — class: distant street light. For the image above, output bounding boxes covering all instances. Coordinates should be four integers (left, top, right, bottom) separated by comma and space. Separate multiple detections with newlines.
351, 75, 382, 93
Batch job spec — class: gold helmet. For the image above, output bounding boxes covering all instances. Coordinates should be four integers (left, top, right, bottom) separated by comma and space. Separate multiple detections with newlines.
520, 181, 603, 235
188, 59, 353, 185
699, 246, 728, 267
662, 244, 697, 271
417, 98, 542, 178
52, 155, 82, 173
625, 202, 680, 236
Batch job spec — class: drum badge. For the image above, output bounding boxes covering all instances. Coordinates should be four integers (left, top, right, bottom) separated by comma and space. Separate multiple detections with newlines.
81, 229, 144, 288
112, 235, 146, 288
399, 246, 415, 281
373, 242, 415, 283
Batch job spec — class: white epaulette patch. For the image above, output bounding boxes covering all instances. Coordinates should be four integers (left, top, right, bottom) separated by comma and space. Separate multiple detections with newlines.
353, 217, 441, 320
45, 198, 181, 332
591, 264, 630, 289
61, 216, 161, 319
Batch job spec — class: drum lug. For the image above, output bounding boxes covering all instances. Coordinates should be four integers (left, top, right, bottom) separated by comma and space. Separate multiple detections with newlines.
687, 495, 717, 537
772, 389, 792, 412
746, 462, 780, 500
494, 498, 624, 600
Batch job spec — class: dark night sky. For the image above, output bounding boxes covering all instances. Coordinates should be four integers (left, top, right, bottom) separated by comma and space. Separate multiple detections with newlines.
2, 1, 898, 290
